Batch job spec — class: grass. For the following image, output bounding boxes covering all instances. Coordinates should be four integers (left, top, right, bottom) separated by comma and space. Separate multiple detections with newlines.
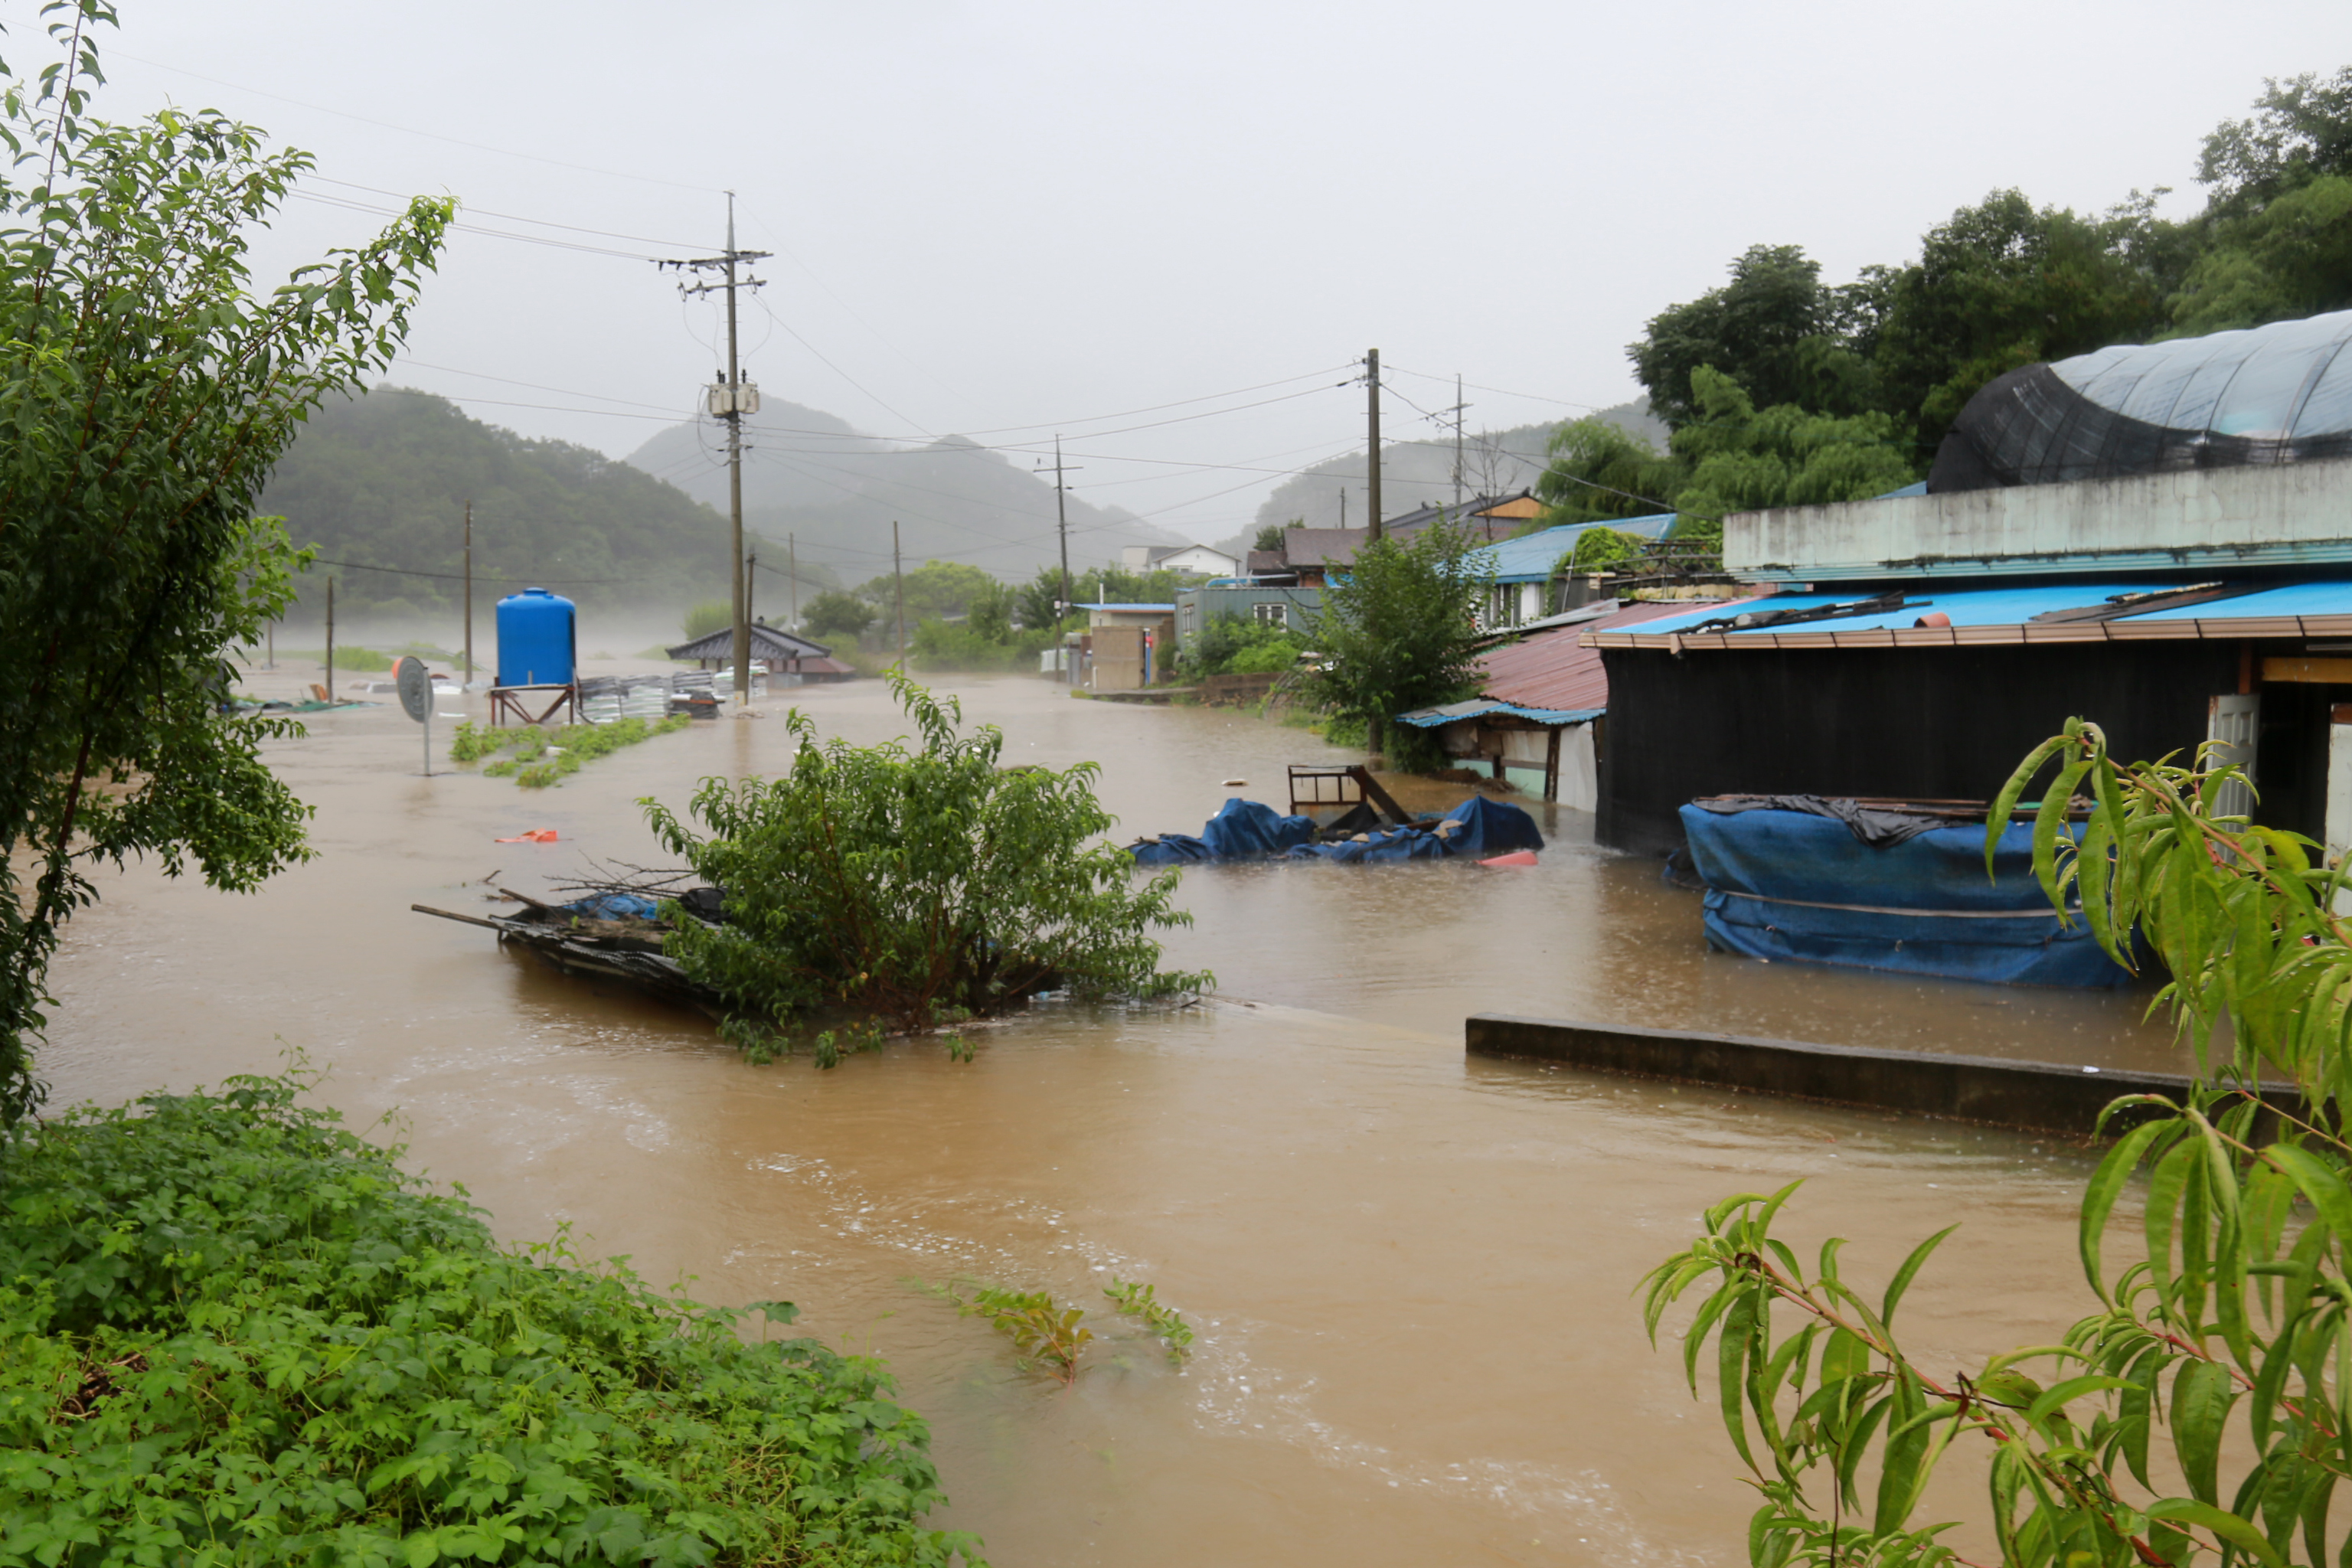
0, 1070, 980, 1565
449, 714, 691, 786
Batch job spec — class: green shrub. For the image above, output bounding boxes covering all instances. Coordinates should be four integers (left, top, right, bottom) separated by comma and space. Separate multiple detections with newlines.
329, 645, 394, 672
681, 599, 731, 641
645, 672, 1208, 1056
910, 616, 1057, 673
1176, 615, 1303, 679
0, 1071, 978, 1566
451, 717, 688, 786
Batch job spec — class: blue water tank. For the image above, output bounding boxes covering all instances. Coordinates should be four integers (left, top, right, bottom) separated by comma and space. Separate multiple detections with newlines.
495, 587, 577, 688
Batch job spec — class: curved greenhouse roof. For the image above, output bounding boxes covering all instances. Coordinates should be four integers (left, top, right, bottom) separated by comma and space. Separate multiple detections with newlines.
1928, 309, 2352, 492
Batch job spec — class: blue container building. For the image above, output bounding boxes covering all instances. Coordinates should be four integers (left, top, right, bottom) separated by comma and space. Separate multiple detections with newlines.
495, 588, 577, 688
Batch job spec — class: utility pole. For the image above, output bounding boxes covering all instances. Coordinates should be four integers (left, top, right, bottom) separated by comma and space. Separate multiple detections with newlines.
462, 499, 473, 684
1054, 433, 1071, 623
1338, 488, 1346, 529
324, 577, 335, 704
747, 548, 758, 630
1451, 373, 1467, 512
1365, 348, 1383, 543
657, 194, 769, 707
788, 533, 799, 629
892, 520, 906, 667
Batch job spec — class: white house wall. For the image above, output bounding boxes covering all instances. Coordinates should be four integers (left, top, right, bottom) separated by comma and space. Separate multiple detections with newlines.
1726, 457, 2352, 583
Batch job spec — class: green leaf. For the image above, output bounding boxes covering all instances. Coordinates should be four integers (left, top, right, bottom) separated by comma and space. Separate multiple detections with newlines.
2082, 1118, 2173, 1300
2145, 1498, 2286, 1568
2172, 1359, 2240, 1506
1882, 1224, 1958, 1326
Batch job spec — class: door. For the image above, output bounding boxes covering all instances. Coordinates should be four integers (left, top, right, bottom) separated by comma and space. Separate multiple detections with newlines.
2207, 693, 2260, 819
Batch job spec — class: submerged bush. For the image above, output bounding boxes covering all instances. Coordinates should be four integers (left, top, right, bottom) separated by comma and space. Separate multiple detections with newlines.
644, 672, 1208, 1055
0, 1071, 978, 1566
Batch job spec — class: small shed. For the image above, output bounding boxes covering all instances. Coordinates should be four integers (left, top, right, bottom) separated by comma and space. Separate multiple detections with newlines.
1396, 598, 1721, 808
664, 623, 851, 682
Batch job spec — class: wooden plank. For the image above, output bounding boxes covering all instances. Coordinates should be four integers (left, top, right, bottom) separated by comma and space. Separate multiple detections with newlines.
2264, 656, 2352, 684
1348, 764, 1414, 827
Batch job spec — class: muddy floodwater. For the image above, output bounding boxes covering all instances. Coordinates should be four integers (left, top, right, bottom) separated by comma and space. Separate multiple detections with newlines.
43, 669, 2184, 1566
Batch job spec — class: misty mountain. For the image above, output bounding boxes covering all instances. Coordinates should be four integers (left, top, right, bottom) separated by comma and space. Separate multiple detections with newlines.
627, 400, 1184, 585
1233, 399, 1665, 547
259, 388, 779, 619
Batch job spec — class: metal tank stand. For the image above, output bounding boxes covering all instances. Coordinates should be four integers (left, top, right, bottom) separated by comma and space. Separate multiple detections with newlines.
488, 682, 580, 728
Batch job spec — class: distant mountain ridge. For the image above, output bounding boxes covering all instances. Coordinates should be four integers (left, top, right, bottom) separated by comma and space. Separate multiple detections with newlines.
627, 400, 1186, 584
1229, 398, 1664, 550
257, 387, 761, 619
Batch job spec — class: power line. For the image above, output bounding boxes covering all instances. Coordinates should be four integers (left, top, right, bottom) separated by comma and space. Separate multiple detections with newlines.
109, 47, 722, 193
305, 175, 704, 250
305, 557, 629, 585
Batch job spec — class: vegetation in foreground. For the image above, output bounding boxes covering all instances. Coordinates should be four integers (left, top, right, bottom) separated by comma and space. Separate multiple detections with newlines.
0, 3, 449, 1125
452, 716, 691, 788
922, 1277, 1194, 1386
0, 1070, 978, 1566
645, 673, 1207, 1061
1651, 720, 2352, 1567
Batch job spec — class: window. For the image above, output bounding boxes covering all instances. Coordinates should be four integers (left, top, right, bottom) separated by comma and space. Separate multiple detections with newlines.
1181, 603, 1197, 635
1253, 602, 1288, 628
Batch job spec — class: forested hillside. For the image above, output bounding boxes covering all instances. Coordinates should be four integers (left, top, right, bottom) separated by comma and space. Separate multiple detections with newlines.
627, 403, 1183, 581
259, 390, 769, 618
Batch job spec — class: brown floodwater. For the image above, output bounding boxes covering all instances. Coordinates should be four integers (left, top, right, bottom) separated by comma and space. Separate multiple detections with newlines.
41, 668, 2184, 1566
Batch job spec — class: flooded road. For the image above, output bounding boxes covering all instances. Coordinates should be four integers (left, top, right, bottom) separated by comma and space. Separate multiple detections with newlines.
41, 670, 2179, 1565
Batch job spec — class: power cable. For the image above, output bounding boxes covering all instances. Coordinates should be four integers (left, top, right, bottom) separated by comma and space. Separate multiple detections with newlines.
305, 176, 704, 250
109, 47, 723, 193
306, 557, 629, 585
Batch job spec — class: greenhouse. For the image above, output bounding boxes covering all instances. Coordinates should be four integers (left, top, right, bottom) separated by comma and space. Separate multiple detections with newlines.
1929, 307, 2352, 491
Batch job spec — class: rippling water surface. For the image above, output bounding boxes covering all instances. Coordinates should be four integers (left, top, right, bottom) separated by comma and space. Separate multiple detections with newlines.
43, 668, 2179, 1566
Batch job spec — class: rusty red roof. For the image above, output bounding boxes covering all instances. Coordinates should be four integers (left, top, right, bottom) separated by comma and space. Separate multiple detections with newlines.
1478, 600, 1733, 712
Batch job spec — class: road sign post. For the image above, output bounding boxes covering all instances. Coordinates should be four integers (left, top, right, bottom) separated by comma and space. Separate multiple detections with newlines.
396, 656, 433, 777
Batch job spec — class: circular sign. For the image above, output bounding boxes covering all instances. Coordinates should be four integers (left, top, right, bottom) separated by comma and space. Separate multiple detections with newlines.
394, 657, 432, 723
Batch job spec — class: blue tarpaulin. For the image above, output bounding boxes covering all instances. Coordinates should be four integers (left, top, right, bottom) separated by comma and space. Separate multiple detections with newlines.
1436, 795, 1545, 857
1129, 798, 1317, 865
1680, 804, 2130, 989
1287, 828, 1451, 862
560, 892, 664, 921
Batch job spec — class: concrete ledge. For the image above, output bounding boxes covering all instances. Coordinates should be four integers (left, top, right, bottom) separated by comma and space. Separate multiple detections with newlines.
1465, 1013, 2284, 1135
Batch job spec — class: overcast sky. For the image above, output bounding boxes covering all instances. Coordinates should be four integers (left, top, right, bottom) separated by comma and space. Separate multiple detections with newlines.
59, 0, 2352, 557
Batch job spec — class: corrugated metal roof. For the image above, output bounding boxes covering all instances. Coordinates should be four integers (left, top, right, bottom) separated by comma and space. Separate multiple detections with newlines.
1585, 577, 2352, 650
1476, 599, 1713, 712
1466, 514, 1678, 583
666, 623, 833, 662
1395, 698, 1603, 729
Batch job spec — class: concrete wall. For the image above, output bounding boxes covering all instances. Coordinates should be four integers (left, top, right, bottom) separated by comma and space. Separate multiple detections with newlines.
1726, 456, 2352, 583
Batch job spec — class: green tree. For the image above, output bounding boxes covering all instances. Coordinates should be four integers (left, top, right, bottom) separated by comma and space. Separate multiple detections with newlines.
1307, 517, 1491, 767
2170, 174, 2352, 334
803, 589, 876, 640
1648, 717, 2352, 1568
1534, 416, 1687, 527
1868, 190, 2184, 453
858, 560, 998, 623
2197, 66, 2352, 220
1629, 244, 1876, 427
1251, 524, 1292, 554
644, 674, 1207, 1055
681, 599, 730, 640
1668, 368, 1919, 549
1013, 567, 1072, 631
0, 6, 449, 1122
1562, 526, 1645, 573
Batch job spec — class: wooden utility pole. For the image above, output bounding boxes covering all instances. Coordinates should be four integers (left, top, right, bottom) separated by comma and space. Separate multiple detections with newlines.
462, 499, 473, 683
1452, 373, 1466, 512
324, 577, 335, 704
787, 533, 798, 629
1054, 433, 1071, 622
1366, 348, 1383, 543
656, 195, 769, 707
892, 521, 906, 666
747, 547, 759, 633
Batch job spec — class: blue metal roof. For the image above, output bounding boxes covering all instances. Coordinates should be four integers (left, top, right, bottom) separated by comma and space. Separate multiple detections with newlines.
1083, 603, 1178, 612
2126, 581, 2352, 621
1467, 514, 1677, 583
1395, 698, 1603, 728
1625, 582, 2187, 639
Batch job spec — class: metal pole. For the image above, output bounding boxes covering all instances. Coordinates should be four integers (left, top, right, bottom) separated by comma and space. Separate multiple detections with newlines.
893, 520, 906, 666
462, 499, 473, 682
1453, 372, 1465, 511
724, 194, 749, 706
1055, 433, 1070, 625
324, 577, 335, 704
1366, 348, 1383, 543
